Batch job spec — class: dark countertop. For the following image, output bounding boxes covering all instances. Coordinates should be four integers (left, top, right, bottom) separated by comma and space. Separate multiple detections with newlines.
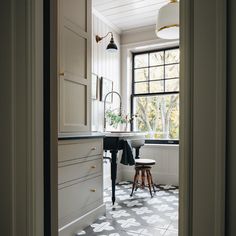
58, 132, 105, 140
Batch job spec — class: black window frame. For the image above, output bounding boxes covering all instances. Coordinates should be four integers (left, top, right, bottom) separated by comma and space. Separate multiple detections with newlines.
131, 46, 180, 145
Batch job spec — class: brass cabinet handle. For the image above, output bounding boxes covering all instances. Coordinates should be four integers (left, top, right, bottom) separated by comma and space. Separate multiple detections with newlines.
59, 72, 65, 76
90, 188, 96, 192
91, 147, 97, 151
91, 165, 96, 169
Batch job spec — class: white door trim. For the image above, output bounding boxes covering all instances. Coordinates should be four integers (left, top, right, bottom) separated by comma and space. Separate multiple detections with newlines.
26, 0, 58, 235
1, 0, 44, 235
7, 0, 226, 235
180, 0, 226, 235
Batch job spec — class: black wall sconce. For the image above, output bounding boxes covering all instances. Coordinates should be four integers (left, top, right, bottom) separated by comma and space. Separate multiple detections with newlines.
95, 32, 118, 52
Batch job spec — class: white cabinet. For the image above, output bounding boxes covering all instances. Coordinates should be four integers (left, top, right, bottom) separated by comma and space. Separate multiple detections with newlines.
57, 2, 105, 235
58, 138, 105, 236
58, 0, 91, 133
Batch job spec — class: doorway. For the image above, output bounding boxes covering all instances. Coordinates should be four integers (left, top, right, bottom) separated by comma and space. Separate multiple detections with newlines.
43, 1, 227, 236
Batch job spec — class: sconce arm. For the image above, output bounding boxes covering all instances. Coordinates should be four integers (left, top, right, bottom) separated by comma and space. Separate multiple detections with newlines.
96, 32, 113, 43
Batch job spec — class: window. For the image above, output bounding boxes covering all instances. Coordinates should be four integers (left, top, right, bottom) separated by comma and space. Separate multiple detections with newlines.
131, 47, 179, 144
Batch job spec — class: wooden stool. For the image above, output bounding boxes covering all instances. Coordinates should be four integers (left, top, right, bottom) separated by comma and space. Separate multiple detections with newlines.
130, 159, 156, 197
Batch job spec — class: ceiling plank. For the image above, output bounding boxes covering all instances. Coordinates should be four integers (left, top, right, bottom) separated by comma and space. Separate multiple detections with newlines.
94, 0, 143, 11
93, 0, 117, 7
92, 0, 169, 32
101, 0, 167, 16
108, 8, 161, 22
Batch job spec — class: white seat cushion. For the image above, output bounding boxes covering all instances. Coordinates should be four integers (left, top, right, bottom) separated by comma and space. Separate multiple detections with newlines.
135, 159, 156, 165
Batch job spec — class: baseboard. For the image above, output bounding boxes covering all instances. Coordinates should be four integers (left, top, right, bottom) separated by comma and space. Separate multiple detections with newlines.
121, 170, 179, 186
59, 204, 106, 236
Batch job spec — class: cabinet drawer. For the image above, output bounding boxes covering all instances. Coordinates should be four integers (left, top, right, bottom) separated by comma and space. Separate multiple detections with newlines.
58, 138, 103, 162
58, 157, 102, 184
58, 175, 103, 225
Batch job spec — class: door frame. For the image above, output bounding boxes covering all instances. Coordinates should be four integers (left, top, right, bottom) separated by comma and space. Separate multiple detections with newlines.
43, 0, 58, 235
1, 0, 44, 235
13, 0, 226, 235
179, 0, 226, 235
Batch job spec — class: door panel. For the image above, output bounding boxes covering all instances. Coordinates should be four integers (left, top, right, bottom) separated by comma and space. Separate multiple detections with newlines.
62, 0, 87, 31
64, 26, 87, 79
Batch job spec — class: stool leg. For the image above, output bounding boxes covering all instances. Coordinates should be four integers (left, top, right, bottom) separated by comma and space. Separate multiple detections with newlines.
148, 170, 156, 193
141, 169, 145, 189
130, 168, 138, 197
146, 169, 153, 197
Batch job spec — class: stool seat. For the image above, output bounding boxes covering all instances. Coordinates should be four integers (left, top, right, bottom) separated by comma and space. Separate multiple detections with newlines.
135, 159, 156, 165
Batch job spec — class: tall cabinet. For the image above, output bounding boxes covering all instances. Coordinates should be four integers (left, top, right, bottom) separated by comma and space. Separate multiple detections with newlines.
57, 1, 105, 235
58, 0, 91, 133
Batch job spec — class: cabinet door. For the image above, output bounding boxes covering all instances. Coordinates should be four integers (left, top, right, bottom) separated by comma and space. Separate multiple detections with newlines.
58, 0, 91, 132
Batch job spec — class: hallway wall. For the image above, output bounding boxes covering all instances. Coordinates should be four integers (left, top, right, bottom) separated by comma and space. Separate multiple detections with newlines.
1, 1, 14, 235
1, 0, 44, 235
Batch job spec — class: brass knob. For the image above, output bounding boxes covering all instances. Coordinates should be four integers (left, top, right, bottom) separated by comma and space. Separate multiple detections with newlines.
59, 72, 65, 76
91, 165, 96, 169
90, 188, 96, 192
91, 147, 97, 151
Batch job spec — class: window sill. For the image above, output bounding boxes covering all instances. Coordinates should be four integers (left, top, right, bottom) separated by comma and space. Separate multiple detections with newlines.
143, 143, 179, 149
145, 140, 179, 145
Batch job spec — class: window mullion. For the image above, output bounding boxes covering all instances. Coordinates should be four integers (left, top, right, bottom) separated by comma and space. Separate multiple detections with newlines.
132, 47, 179, 143
148, 52, 150, 93
164, 50, 166, 92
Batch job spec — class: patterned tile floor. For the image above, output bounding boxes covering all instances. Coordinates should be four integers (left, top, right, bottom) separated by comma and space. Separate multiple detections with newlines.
76, 182, 178, 236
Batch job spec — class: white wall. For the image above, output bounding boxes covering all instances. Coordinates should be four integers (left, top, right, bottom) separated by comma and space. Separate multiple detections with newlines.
91, 12, 121, 188
121, 25, 158, 45
92, 13, 121, 132
120, 144, 179, 186
120, 28, 180, 186
91, 15, 180, 187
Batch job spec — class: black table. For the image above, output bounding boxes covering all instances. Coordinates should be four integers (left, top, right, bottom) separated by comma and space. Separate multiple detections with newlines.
103, 137, 142, 205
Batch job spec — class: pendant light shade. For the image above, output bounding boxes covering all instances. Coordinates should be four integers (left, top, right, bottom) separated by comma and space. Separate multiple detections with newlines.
156, 0, 179, 40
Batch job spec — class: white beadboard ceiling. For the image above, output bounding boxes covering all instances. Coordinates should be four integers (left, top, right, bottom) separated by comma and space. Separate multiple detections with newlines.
92, 0, 169, 33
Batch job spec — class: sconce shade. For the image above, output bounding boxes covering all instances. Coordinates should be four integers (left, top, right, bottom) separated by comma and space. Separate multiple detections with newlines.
106, 36, 118, 52
156, 0, 179, 40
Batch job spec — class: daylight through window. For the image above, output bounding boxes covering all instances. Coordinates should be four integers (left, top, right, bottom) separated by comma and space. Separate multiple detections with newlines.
131, 47, 179, 144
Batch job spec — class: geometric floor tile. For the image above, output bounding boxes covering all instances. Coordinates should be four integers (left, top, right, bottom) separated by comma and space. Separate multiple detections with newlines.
77, 182, 179, 236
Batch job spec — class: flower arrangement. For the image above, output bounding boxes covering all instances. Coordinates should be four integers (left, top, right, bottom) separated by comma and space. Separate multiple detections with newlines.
105, 109, 137, 130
